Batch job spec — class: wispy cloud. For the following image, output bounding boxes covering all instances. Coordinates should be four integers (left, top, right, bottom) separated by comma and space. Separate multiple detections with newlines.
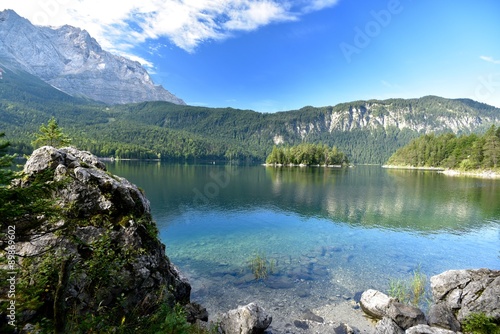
480, 56, 500, 64
1, 0, 340, 58
302, 0, 340, 13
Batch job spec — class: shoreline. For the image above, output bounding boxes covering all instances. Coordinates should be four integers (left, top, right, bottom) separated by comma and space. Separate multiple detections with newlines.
381, 165, 444, 171
438, 169, 500, 178
263, 163, 345, 168
382, 165, 500, 178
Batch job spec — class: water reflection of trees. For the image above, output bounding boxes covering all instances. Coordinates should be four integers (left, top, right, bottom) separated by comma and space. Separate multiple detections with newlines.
107, 162, 500, 234
266, 166, 500, 234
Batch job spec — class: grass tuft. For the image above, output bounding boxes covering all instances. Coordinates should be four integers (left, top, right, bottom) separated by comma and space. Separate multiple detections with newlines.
248, 253, 276, 280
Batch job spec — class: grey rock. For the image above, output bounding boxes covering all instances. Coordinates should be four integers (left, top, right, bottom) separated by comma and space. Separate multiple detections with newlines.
302, 309, 324, 323
333, 323, 356, 334
0, 10, 185, 105
405, 324, 458, 334
185, 302, 209, 324
14, 146, 191, 323
386, 301, 427, 330
294, 320, 309, 330
427, 304, 461, 332
25, 146, 150, 218
360, 289, 395, 319
220, 302, 272, 334
375, 317, 404, 334
430, 269, 500, 322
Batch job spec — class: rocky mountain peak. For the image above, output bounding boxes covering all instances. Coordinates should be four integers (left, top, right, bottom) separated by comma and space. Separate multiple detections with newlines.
0, 9, 185, 105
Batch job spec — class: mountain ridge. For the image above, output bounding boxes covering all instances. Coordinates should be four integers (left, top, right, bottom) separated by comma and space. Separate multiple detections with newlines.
0, 9, 185, 105
1, 72, 499, 163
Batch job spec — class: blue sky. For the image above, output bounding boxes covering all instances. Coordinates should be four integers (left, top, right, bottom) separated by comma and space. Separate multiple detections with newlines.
3, 1, 500, 112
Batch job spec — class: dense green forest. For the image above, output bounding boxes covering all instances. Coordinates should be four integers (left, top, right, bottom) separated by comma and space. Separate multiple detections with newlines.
1, 65, 499, 163
386, 125, 500, 170
266, 143, 348, 166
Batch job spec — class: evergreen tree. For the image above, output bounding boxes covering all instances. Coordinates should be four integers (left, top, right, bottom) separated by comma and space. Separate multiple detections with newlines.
266, 143, 349, 165
387, 127, 500, 171
0, 133, 58, 241
32, 117, 72, 148
0, 133, 14, 187
483, 127, 500, 168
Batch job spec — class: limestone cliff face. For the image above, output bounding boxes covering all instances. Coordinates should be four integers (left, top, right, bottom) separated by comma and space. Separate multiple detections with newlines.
9, 146, 190, 327
280, 99, 497, 141
0, 10, 185, 105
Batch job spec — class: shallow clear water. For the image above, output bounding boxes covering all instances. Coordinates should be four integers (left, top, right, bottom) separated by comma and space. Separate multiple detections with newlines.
107, 162, 500, 321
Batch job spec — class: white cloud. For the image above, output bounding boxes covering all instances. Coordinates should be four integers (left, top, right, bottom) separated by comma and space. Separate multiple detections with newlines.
1, 0, 339, 56
223, 1, 296, 31
480, 56, 500, 65
302, 0, 340, 13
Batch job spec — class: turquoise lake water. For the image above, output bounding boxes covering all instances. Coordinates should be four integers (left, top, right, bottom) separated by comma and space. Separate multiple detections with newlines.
107, 162, 500, 318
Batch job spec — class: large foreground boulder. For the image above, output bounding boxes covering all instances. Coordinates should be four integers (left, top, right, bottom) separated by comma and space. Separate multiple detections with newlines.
1, 146, 191, 330
430, 269, 500, 323
219, 302, 272, 334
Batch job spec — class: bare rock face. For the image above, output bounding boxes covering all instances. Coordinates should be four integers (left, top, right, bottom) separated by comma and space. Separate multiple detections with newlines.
219, 302, 272, 334
430, 269, 500, 323
12, 146, 191, 326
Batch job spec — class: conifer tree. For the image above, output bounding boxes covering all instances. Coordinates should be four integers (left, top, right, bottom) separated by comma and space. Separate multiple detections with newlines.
32, 117, 72, 148
0, 133, 57, 240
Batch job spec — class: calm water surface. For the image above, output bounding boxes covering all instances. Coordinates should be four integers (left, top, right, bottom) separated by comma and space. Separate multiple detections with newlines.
107, 162, 500, 318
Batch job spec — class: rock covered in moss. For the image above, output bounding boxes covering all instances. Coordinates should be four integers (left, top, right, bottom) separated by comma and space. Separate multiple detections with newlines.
10, 146, 191, 328
24, 146, 149, 218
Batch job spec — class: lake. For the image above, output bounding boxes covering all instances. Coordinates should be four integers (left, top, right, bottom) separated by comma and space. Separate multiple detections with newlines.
106, 162, 500, 329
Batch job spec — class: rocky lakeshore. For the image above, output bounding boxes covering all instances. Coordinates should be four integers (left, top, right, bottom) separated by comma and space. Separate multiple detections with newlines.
438, 169, 500, 179
189, 268, 500, 334
382, 165, 445, 171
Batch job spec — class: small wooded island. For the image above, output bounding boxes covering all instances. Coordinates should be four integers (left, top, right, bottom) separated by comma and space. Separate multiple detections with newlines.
383, 125, 500, 177
264, 143, 349, 167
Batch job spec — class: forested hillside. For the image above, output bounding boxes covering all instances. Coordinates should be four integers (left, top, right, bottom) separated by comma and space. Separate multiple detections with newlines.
1, 66, 499, 163
386, 125, 500, 170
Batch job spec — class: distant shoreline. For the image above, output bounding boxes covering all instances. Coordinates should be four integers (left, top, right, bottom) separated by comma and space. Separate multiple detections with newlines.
381, 165, 445, 171
263, 163, 344, 168
382, 165, 500, 178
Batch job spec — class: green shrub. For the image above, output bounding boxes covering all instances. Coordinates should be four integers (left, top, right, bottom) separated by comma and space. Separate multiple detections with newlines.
462, 313, 500, 334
